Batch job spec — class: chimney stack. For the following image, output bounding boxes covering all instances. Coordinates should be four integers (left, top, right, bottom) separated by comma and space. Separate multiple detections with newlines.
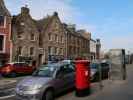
21, 5, 30, 15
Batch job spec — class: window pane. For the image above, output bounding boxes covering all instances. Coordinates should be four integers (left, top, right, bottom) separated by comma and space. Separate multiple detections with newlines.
0, 35, 4, 51
30, 47, 34, 55
55, 34, 57, 42
0, 16, 4, 26
48, 33, 52, 41
31, 34, 35, 40
48, 46, 52, 55
17, 46, 22, 55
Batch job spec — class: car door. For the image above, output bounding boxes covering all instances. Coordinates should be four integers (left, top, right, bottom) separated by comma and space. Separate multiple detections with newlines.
54, 66, 69, 93
22, 63, 33, 74
14, 63, 24, 73
65, 64, 75, 88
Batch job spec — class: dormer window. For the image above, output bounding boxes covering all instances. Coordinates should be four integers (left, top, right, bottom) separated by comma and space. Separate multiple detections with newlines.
30, 34, 35, 41
0, 16, 5, 27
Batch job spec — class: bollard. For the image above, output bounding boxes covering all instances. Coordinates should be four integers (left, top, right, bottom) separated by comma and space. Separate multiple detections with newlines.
75, 60, 91, 97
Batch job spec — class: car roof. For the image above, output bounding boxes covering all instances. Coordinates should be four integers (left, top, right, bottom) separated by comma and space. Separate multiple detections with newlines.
6, 62, 27, 65
40, 62, 71, 69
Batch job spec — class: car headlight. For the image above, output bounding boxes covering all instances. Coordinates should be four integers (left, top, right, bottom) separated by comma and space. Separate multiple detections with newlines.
16, 84, 42, 91
16, 85, 43, 95
26, 85, 42, 91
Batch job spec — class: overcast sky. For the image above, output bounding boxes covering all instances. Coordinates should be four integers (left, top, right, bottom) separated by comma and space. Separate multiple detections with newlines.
4, 0, 133, 53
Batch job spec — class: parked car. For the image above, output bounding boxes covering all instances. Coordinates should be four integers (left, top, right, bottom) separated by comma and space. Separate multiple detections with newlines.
90, 61, 110, 82
15, 62, 75, 100
0, 62, 35, 77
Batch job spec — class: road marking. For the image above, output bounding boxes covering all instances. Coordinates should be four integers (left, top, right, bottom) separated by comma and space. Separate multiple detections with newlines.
0, 95, 15, 99
0, 80, 17, 86
0, 88, 15, 99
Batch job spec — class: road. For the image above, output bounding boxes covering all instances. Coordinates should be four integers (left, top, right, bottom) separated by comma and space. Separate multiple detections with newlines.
0, 64, 133, 100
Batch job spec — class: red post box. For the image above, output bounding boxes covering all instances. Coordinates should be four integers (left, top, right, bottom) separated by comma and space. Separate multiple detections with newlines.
75, 60, 90, 97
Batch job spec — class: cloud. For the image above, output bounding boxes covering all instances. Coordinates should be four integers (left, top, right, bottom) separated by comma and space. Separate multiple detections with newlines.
20, 0, 80, 22
5, 0, 95, 32
76, 24, 97, 33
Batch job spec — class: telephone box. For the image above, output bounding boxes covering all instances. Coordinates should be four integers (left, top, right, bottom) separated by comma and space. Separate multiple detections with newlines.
75, 60, 91, 97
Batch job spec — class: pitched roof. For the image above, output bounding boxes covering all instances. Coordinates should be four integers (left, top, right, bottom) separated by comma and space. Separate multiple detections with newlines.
63, 23, 90, 40
0, 0, 10, 16
35, 12, 61, 33
34, 16, 52, 33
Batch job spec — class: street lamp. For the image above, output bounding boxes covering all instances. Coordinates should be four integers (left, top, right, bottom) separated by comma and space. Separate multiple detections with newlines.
128, 51, 130, 64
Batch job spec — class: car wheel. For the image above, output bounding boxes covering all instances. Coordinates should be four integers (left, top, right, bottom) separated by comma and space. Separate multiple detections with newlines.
43, 90, 54, 100
10, 72, 16, 77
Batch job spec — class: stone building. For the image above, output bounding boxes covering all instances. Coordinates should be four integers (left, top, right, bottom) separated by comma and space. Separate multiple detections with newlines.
63, 24, 90, 59
35, 12, 66, 63
0, 0, 12, 65
11, 7, 40, 66
11, 6, 66, 65
1, 0, 100, 66
90, 39, 96, 61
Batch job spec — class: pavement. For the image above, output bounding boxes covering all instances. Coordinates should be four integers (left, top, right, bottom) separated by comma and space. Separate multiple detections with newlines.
57, 64, 133, 100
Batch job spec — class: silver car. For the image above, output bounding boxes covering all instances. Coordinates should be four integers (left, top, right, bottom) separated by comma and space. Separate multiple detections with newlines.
15, 62, 75, 100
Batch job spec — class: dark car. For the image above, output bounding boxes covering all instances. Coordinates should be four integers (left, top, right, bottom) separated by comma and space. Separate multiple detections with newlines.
0, 62, 35, 77
90, 61, 110, 82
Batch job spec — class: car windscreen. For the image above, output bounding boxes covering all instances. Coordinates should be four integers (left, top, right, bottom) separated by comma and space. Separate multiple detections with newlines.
32, 66, 56, 77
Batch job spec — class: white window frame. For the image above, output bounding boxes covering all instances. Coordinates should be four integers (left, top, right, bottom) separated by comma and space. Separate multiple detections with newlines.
48, 46, 54, 55
61, 36, 64, 43
55, 34, 58, 42
30, 33, 36, 41
29, 47, 35, 56
48, 33, 53, 41
4, 16, 6, 28
17, 46, 23, 56
0, 34, 6, 53
62, 37, 64, 43
57, 48, 59, 55
0, 16, 6, 28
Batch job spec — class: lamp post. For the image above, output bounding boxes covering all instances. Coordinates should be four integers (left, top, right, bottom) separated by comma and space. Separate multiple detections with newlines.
96, 39, 103, 89
128, 51, 130, 64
